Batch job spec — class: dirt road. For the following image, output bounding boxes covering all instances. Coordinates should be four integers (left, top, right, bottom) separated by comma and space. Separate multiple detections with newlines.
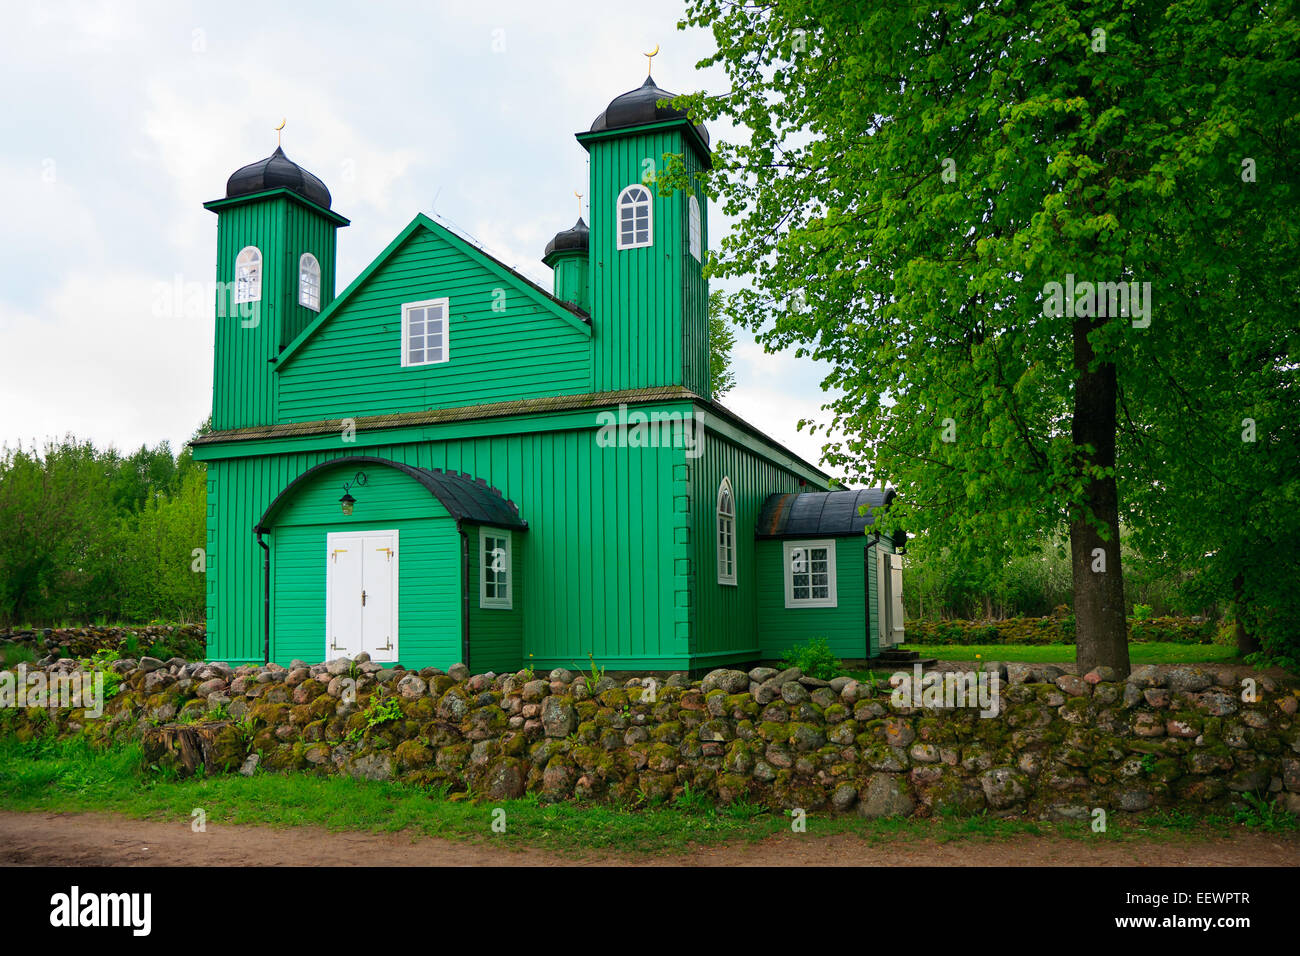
2, 811, 1297, 866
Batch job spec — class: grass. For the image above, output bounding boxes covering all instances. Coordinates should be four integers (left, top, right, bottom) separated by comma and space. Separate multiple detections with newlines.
0, 736, 1290, 857
0, 644, 38, 668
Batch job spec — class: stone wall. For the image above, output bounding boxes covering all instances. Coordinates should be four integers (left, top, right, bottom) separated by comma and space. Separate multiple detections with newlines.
1, 624, 205, 661
2, 654, 1298, 819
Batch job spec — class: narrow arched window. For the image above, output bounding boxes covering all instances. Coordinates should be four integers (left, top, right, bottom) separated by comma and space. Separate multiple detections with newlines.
688, 195, 702, 261
717, 477, 736, 585
234, 246, 262, 303
299, 253, 321, 311
617, 184, 653, 249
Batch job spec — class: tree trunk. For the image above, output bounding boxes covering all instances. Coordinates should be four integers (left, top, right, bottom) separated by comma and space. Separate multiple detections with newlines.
1232, 572, 1261, 657
1069, 310, 1131, 677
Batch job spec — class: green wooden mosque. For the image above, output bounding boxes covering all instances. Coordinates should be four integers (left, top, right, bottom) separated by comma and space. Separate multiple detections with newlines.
190, 71, 905, 672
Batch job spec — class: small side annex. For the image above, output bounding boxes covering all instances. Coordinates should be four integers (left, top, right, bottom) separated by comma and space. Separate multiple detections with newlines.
755, 489, 906, 662
253, 455, 527, 673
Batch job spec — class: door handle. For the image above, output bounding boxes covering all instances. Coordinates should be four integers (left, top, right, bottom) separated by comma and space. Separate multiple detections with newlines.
361, 590, 367, 607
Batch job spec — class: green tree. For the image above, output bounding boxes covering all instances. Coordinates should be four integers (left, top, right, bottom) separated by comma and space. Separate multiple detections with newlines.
708, 289, 737, 398
118, 468, 207, 622
671, 0, 1299, 674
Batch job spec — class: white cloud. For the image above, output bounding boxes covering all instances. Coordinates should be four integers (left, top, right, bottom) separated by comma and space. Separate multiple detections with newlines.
0, 0, 843, 481
0, 272, 211, 453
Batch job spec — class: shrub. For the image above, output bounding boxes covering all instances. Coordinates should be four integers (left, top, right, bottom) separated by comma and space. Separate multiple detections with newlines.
778, 637, 840, 680
905, 614, 1213, 646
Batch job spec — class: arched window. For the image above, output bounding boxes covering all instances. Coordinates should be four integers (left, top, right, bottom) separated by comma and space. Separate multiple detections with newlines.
299, 253, 321, 311
234, 246, 262, 303
688, 195, 702, 261
717, 477, 736, 585
617, 184, 653, 249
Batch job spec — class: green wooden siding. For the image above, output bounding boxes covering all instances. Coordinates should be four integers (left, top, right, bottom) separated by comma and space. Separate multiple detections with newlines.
756, 537, 888, 661
202, 398, 848, 671
210, 193, 342, 430
549, 252, 591, 313
467, 525, 524, 673
204, 407, 688, 669
276, 227, 592, 422
688, 428, 820, 666
586, 126, 708, 394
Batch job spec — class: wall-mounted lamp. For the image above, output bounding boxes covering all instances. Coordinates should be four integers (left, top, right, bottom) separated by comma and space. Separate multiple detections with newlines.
340, 471, 368, 516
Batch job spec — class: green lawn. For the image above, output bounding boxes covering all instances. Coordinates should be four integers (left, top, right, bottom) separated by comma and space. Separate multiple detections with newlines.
0, 736, 1291, 856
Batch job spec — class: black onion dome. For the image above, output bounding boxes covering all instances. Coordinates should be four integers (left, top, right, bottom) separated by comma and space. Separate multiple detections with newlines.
226, 146, 332, 209
543, 217, 589, 259
590, 75, 710, 147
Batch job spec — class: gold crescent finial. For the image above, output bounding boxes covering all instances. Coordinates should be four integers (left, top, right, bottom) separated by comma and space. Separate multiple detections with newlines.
575, 190, 584, 216
645, 44, 659, 73
275, 118, 286, 146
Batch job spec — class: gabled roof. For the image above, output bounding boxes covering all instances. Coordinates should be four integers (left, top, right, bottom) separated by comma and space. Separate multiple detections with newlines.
275, 213, 590, 371
256, 455, 527, 532
756, 488, 896, 539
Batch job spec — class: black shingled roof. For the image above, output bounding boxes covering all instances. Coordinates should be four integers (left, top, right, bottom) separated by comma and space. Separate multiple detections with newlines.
226, 146, 332, 210
589, 75, 710, 146
756, 488, 896, 539
543, 217, 589, 262
256, 456, 527, 531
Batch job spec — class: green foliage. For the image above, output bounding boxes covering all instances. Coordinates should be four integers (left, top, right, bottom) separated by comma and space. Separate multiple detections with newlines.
584, 652, 605, 694
707, 289, 737, 398
670, 0, 1299, 666
0, 643, 37, 668
909, 614, 1213, 646
346, 696, 404, 743
1231, 792, 1299, 832
0, 429, 209, 627
778, 636, 840, 679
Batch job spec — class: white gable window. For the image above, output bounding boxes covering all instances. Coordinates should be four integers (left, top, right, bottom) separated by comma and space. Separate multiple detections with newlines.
617, 184, 653, 249
481, 529, 512, 609
784, 539, 837, 608
688, 195, 702, 261
717, 477, 736, 585
299, 253, 321, 311
401, 297, 449, 367
234, 246, 262, 303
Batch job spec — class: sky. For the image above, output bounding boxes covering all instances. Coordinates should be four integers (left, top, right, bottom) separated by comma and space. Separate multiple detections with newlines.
0, 0, 843, 475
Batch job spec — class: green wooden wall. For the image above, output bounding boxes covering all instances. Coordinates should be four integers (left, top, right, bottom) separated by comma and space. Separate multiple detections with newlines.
548, 251, 591, 314
203, 410, 686, 669
201, 398, 837, 670
585, 124, 709, 395
467, 525, 524, 673
687, 429, 817, 667
209, 192, 341, 430
276, 226, 593, 423
755, 536, 894, 662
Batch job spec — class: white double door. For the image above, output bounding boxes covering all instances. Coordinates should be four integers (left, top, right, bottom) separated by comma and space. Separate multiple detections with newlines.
326, 530, 399, 663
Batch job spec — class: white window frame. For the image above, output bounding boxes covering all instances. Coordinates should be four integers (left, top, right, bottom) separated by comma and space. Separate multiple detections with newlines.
688, 194, 702, 261
716, 477, 736, 585
616, 184, 653, 250
480, 528, 512, 609
299, 253, 322, 311
784, 539, 837, 608
401, 297, 450, 367
234, 246, 262, 303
